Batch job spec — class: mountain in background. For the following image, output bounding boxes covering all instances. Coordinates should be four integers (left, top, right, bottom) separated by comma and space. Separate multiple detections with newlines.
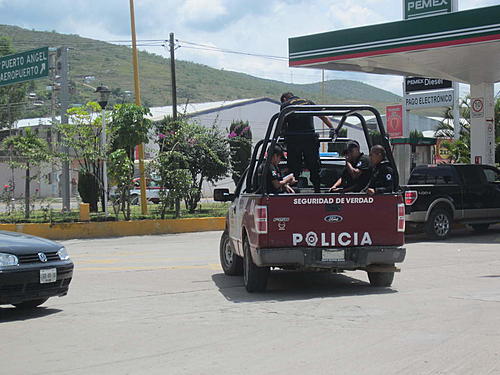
0, 24, 402, 118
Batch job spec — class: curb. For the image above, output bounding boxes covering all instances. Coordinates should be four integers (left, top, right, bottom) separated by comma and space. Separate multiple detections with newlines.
0, 217, 226, 241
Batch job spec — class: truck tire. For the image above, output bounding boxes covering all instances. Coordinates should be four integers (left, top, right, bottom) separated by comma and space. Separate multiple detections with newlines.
220, 232, 243, 276
243, 238, 269, 293
13, 298, 49, 309
425, 208, 452, 240
471, 224, 490, 233
367, 272, 394, 287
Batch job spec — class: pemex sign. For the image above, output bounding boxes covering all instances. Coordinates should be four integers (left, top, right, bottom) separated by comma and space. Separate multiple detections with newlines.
0, 47, 49, 87
404, 0, 452, 19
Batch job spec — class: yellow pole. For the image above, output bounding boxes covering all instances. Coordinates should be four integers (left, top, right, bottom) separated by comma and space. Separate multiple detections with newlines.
129, 0, 148, 215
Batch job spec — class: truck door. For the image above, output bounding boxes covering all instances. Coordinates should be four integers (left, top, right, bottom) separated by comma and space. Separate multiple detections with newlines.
228, 174, 248, 257
457, 165, 491, 219
480, 166, 500, 218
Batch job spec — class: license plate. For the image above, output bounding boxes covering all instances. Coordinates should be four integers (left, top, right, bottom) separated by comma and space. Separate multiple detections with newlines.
40, 268, 57, 284
322, 250, 345, 262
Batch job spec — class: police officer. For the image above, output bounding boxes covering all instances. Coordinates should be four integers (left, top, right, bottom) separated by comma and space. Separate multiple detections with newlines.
258, 145, 296, 194
364, 145, 395, 195
329, 140, 371, 192
280, 92, 333, 193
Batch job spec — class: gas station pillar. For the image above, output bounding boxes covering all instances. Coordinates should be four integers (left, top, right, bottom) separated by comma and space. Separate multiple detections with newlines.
470, 83, 496, 166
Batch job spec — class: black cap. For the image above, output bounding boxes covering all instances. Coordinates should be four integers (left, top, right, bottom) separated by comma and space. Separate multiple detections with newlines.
342, 140, 360, 155
270, 144, 286, 160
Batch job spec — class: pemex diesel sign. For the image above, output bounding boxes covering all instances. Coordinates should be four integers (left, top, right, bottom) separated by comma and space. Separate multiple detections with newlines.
404, 0, 452, 19
0, 47, 49, 87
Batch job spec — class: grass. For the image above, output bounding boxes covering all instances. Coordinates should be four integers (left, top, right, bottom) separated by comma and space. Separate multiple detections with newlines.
0, 202, 230, 224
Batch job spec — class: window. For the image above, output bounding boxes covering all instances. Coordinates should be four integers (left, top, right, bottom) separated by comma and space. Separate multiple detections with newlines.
457, 166, 487, 185
482, 167, 500, 183
408, 166, 457, 185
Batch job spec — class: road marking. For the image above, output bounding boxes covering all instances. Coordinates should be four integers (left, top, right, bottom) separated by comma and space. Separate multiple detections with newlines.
78, 264, 222, 272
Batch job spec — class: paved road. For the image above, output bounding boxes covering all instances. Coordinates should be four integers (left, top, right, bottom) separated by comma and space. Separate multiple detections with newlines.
1, 227, 500, 375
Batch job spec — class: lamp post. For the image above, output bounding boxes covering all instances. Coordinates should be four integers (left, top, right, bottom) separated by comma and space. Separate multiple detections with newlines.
96, 86, 111, 216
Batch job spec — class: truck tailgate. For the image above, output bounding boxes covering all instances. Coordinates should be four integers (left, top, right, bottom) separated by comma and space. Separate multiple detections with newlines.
263, 194, 404, 248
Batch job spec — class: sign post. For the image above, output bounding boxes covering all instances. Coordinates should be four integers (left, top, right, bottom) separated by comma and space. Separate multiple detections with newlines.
0, 47, 49, 87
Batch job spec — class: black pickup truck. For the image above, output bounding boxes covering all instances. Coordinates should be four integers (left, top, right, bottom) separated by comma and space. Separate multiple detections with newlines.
403, 164, 500, 239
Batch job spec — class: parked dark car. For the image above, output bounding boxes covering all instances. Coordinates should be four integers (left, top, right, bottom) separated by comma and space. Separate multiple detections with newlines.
403, 164, 500, 239
0, 231, 74, 308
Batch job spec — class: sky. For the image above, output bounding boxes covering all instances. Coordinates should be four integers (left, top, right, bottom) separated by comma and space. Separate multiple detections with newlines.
0, 0, 498, 96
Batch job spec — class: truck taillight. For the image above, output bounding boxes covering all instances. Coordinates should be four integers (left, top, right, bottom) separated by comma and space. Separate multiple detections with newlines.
405, 190, 418, 205
255, 205, 268, 234
397, 203, 405, 233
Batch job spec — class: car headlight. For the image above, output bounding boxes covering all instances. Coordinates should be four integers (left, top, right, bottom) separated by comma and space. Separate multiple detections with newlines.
57, 247, 70, 261
0, 253, 19, 267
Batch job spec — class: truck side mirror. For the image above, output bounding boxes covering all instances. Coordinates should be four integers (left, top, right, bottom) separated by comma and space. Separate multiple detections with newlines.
214, 188, 234, 202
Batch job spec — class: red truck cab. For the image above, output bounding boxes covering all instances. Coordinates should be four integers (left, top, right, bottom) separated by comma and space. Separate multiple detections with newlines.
215, 105, 406, 292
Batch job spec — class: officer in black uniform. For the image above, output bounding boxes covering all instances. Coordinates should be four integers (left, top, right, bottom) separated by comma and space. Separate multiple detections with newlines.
258, 145, 296, 194
280, 92, 333, 193
364, 145, 395, 195
329, 140, 371, 192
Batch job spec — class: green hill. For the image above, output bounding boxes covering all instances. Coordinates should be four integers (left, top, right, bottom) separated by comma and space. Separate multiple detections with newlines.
0, 24, 402, 117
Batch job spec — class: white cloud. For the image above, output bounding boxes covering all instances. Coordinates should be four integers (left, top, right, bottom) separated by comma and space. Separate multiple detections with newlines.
180, 0, 227, 24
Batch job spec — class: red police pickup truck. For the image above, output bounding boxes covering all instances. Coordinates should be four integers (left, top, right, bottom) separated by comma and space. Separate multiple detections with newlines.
215, 105, 406, 292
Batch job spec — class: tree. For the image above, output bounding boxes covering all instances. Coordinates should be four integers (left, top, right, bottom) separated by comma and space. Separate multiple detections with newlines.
57, 102, 108, 212
156, 118, 229, 213
151, 151, 192, 219
0, 37, 29, 129
110, 104, 152, 160
108, 149, 134, 220
2, 128, 51, 218
228, 120, 252, 185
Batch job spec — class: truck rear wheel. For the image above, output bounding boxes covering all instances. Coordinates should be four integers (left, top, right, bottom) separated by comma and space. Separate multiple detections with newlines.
367, 272, 394, 287
425, 208, 451, 240
220, 232, 243, 276
243, 238, 269, 293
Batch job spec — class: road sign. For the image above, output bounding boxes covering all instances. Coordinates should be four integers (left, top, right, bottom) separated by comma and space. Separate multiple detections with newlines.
0, 47, 49, 87
405, 89, 454, 109
405, 77, 452, 93
404, 0, 452, 19
471, 97, 484, 118
386, 105, 403, 138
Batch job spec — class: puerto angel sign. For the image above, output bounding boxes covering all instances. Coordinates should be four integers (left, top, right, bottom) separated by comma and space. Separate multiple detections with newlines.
0, 47, 49, 87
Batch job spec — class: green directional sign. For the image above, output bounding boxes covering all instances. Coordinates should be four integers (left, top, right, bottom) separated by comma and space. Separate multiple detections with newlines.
0, 47, 49, 87
404, 0, 452, 19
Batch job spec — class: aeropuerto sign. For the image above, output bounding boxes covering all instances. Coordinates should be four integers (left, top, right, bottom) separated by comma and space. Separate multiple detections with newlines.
404, 0, 452, 19
405, 89, 454, 109
405, 77, 452, 93
0, 47, 49, 87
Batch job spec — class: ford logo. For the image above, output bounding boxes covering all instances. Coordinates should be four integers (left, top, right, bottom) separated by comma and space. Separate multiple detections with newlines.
324, 215, 343, 223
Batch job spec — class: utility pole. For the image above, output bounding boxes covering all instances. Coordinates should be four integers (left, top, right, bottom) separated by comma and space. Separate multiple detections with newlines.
169, 32, 178, 121
129, 0, 148, 215
58, 46, 71, 212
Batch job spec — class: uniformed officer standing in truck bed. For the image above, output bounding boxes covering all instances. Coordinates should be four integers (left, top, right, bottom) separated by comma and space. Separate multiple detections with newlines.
280, 92, 333, 193
364, 145, 395, 195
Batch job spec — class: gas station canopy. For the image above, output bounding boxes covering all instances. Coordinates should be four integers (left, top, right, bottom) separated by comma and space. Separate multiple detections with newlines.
289, 5, 500, 84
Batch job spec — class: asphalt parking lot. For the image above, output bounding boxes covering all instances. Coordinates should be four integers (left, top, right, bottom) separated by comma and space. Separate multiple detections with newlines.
1, 227, 500, 375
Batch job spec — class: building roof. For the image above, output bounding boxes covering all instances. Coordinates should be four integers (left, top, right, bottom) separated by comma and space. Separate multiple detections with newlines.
148, 97, 280, 122
11, 97, 280, 129
289, 5, 500, 84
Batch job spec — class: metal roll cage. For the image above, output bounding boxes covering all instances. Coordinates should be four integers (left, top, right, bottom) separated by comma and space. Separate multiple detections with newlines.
246, 105, 399, 194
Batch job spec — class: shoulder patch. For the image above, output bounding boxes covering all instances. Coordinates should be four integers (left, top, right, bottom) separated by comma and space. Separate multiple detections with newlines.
386, 174, 392, 181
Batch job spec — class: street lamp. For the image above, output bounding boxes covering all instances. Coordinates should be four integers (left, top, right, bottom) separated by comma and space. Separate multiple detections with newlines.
95, 85, 111, 216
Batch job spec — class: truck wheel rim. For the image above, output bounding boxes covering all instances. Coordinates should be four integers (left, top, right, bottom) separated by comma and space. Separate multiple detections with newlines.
434, 214, 450, 236
224, 240, 233, 266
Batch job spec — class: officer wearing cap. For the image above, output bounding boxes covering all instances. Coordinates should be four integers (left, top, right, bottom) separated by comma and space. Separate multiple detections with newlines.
258, 145, 296, 194
280, 92, 333, 193
329, 140, 371, 192
363, 145, 395, 195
